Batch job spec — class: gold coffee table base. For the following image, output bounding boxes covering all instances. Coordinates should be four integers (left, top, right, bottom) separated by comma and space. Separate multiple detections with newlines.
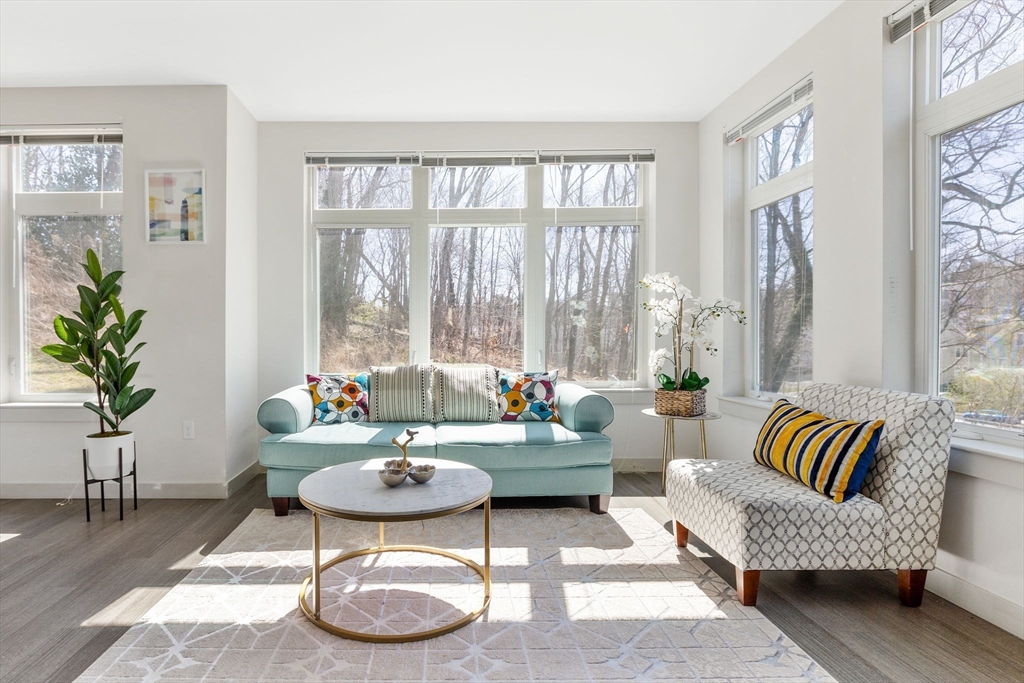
298, 496, 491, 644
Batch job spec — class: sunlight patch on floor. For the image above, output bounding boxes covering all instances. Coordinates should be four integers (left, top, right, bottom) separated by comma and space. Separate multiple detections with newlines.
0, 533, 20, 543
167, 544, 209, 570
81, 587, 173, 626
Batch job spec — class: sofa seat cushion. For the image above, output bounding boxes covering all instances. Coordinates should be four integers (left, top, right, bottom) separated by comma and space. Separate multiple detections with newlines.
260, 422, 435, 470
434, 422, 611, 470
666, 459, 887, 571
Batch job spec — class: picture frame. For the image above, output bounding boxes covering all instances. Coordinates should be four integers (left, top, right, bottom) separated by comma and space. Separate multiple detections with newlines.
145, 168, 205, 244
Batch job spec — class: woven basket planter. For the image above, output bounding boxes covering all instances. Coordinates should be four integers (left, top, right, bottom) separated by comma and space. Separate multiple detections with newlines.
654, 388, 706, 417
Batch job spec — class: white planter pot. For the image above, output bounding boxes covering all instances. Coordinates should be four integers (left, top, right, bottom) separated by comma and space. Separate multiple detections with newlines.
85, 432, 134, 480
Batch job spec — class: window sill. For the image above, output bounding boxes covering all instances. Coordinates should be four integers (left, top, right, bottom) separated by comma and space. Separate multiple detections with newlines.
591, 387, 654, 406
949, 437, 1023, 489
0, 403, 95, 423
718, 395, 774, 421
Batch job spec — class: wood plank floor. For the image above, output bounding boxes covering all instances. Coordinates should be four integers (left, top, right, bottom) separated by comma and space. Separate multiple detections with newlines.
1, 472, 1021, 683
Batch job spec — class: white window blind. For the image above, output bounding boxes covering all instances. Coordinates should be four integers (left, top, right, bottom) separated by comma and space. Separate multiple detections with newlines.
304, 149, 655, 167
726, 78, 813, 146
887, 0, 962, 42
0, 125, 123, 146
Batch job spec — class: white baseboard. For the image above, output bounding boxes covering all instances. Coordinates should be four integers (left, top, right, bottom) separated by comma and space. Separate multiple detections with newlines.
227, 461, 264, 496
1, 461, 266, 500
612, 458, 661, 473
925, 566, 1024, 638
0, 481, 230, 499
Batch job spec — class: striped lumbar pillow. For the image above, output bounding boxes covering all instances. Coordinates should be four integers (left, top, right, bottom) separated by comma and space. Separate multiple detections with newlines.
369, 364, 433, 422
432, 364, 499, 423
753, 400, 885, 503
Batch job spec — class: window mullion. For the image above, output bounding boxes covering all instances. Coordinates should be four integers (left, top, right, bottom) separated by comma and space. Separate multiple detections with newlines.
13, 192, 123, 216
410, 167, 431, 365
524, 166, 545, 371
745, 162, 813, 212
917, 62, 1024, 136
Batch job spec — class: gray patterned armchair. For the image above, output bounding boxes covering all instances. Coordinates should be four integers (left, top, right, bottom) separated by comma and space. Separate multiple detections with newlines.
666, 384, 955, 607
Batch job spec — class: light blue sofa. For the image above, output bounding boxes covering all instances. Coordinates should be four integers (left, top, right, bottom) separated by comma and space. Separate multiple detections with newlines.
257, 382, 615, 516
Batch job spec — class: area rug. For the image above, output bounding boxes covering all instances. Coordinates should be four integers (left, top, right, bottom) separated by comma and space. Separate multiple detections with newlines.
76, 507, 834, 682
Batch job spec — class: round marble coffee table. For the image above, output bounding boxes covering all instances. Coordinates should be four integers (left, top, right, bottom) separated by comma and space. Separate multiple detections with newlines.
297, 457, 492, 643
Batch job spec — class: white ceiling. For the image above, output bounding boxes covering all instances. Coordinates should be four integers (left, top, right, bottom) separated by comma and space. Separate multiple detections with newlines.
0, 0, 842, 122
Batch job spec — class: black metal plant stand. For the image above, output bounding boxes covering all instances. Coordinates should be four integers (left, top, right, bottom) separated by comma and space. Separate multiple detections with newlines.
82, 443, 138, 521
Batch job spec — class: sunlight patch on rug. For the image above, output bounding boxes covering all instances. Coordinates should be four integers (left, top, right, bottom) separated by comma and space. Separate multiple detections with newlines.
76, 507, 834, 682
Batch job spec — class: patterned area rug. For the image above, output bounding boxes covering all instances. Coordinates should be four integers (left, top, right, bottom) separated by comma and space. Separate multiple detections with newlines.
76, 508, 834, 682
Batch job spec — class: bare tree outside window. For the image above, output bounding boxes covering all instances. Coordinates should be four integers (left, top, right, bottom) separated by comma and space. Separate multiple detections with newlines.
941, 0, 1023, 97
757, 106, 813, 184
756, 189, 814, 395
21, 144, 123, 192
939, 102, 1023, 429
545, 164, 638, 207
546, 225, 638, 382
317, 166, 411, 209
22, 215, 122, 393
430, 167, 524, 208
751, 102, 813, 395
430, 227, 523, 367
318, 228, 409, 372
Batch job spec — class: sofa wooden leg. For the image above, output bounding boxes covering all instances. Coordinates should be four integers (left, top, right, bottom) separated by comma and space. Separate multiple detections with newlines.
272, 497, 290, 517
674, 521, 689, 547
898, 569, 927, 607
736, 568, 760, 606
589, 494, 610, 514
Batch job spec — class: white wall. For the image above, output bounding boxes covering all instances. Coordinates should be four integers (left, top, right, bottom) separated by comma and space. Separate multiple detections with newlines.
224, 89, 260, 488
0, 85, 259, 498
697, 0, 1024, 637
257, 122, 702, 468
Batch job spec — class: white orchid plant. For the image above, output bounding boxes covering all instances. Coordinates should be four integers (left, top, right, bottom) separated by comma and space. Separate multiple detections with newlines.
638, 273, 747, 392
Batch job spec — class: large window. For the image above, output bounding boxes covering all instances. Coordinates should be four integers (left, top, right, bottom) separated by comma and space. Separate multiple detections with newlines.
318, 228, 409, 372
2, 133, 124, 400
939, 0, 1023, 96
430, 226, 523, 367
546, 225, 638, 382
745, 103, 814, 397
915, 0, 1023, 438
310, 156, 647, 383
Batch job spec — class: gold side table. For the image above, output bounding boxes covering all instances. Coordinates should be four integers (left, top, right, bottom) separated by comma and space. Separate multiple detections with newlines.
642, 408, 722, 493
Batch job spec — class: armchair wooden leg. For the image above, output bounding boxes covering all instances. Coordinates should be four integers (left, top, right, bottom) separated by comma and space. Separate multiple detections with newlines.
271, 497, 290, 517
736, 568, 760, 606
674, 521, 689, 547
898, 569, 927, 607
589, 494, 610, 514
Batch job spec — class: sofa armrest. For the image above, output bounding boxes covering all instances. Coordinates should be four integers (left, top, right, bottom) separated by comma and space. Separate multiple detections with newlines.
555, 382, 614, 433
257, 385, 314, 434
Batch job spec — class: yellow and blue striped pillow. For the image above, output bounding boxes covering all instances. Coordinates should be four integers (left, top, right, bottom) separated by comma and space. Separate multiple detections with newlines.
754, 400, 884, 503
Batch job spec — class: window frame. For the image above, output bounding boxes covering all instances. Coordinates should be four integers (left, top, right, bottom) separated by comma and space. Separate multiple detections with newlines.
743, 101, 815, 400
913, 11, 1024, 444
2, 142, 125, 403
306, 162, 649, 386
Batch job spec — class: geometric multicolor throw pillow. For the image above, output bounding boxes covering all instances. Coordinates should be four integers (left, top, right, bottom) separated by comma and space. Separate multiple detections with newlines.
497, 370, 560, 422
306, 373, 369, 425
753, 399, 885, 503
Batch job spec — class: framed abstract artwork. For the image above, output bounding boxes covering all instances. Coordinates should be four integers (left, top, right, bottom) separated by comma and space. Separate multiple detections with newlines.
146, 169, 205, 243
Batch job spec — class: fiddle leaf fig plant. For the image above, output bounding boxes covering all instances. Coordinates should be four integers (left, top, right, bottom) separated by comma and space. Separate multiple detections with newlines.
42, 248, 156, 435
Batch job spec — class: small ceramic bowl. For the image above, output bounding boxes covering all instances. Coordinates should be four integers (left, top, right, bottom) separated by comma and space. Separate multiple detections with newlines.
408, 464, 436, 484
378, 468, 407, 487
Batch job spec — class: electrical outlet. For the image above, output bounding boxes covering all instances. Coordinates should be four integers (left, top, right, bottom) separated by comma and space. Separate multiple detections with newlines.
183, 421, 195, 440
